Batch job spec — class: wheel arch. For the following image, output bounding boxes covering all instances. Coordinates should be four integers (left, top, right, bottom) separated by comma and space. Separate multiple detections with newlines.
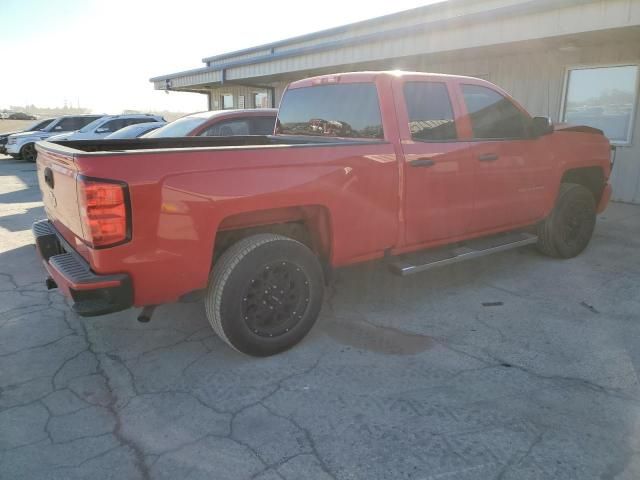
560, 167, 605, 204
211, 205, 333, 271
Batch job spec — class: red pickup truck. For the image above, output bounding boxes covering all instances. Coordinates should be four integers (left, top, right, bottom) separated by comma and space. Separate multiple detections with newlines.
33, 71, 612, 356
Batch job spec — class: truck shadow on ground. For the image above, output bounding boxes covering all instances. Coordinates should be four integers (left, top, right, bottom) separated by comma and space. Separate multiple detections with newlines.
0, 205, 44, 232
0, 159, 39, 205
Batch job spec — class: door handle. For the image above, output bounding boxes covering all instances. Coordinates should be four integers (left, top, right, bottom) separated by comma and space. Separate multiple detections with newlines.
44, 167, 54, 189
478, 153, 499, 162
410, 157, 435, 168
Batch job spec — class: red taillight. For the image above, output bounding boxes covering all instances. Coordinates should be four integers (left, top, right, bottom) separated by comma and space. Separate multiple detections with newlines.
77, 178, 130, 248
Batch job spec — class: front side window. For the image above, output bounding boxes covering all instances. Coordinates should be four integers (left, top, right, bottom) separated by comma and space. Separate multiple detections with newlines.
277, 83, 384, 139
404, 82, 457, 141
251, 116, 276, 135
462, 84, 528, 139
563, 65, 639, 144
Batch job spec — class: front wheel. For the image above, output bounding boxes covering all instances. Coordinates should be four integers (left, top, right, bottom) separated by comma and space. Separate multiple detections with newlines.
20, 143, 37, 162
205, 233, 324, 356
537, 183, 596, 258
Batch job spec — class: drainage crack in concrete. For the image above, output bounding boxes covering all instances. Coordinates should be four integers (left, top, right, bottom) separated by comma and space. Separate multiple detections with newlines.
495, 428, 546, 480
259, 402, 338, 480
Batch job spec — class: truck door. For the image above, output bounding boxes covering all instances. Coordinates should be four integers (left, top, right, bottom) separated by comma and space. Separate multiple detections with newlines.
395, 79, 475, 246
457, 83, 550, 231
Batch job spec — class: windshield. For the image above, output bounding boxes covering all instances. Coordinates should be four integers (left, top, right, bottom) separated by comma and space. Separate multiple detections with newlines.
107, 123, 163, 139
144, 115, 209, 137
28, 118, 54, 131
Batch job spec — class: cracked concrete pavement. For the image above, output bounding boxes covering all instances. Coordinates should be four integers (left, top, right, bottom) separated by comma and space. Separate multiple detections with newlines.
1, 154, 640, 479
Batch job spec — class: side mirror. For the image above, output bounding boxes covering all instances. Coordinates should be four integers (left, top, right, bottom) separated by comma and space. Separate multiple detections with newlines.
531, 116, 554, 137
95, 127, 110, 134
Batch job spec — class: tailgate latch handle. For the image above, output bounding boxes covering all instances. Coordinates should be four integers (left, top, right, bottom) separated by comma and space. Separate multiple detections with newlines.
44, 167, 54, 189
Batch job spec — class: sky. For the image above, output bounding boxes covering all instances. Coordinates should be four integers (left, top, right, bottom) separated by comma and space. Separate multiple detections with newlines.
0, 0, 444, 114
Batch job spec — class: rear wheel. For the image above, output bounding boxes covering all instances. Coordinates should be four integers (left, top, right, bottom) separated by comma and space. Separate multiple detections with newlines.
537, 183, 596, 258
205, 233, 324, 356
20, 143, 36, 162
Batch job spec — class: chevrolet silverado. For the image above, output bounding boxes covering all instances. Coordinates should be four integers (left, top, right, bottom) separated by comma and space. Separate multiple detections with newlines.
33, 71, 612, 356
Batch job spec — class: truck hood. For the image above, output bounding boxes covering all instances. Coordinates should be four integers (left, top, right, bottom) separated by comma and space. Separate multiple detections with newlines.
47, 133, 73, 141
9, 130, 56, 140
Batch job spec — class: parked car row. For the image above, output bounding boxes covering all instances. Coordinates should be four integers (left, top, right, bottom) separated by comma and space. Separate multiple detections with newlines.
1, 109, 278, 161
0, 112, 38, 120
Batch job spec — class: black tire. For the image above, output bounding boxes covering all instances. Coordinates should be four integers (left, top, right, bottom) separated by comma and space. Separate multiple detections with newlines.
537, 183, 596, 258
205, 233, 324, 356
20, 143, 36, 162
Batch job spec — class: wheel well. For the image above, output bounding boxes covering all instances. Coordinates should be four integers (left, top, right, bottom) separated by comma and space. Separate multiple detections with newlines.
561, 167, 605, 203
212, 206, 332, 268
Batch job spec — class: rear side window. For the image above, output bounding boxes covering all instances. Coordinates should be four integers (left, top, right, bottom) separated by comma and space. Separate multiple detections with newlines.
461, 84, 529, 139
251, 116, 276, 135
404, 82, 457, 141
126, 118, 154, 127
200, 119, 250, 136
277, 83, 384, 139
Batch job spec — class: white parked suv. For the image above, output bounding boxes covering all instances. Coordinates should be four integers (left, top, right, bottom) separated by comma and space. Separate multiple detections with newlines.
6, 114, 103, 161
48, 114, 164, 142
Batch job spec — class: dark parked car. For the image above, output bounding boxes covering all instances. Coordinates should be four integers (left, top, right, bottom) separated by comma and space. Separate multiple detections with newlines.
8, 112, 37, 120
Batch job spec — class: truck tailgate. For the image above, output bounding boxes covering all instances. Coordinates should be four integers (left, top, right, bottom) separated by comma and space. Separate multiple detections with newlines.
36, 143, 85, 245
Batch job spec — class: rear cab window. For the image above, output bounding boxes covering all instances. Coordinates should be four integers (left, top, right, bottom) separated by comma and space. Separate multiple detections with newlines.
276, 83, 384, 139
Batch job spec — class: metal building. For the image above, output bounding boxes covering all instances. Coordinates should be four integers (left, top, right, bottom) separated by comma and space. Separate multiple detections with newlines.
150, 0, 640, 203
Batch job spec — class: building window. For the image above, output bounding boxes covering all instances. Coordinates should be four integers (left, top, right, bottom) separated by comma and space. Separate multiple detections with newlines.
221, 94, 234, 109
563, 65, 639, 145
254, 92, 269, 108
238, 95, 245, 109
